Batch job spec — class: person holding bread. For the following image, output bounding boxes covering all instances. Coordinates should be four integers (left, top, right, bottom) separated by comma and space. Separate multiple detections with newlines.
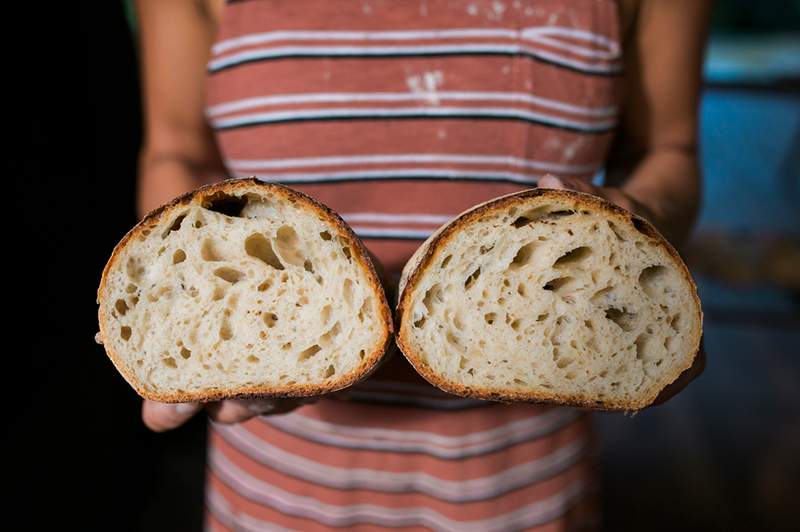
132, 0, 710, 529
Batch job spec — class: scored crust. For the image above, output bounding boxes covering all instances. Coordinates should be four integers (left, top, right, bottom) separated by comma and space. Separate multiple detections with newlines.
97, 178, 393, 403
396, 188, 702, 410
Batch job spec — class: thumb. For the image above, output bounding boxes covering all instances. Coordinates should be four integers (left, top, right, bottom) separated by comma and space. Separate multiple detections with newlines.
142, 400, 203, 432
537, 175, 565, 189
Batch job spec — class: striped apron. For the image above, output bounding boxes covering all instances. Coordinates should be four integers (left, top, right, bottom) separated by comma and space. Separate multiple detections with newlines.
204, 1, 621, 530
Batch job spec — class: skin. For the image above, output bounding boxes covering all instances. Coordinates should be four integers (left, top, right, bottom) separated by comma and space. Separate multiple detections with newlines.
134, 0, 712, 431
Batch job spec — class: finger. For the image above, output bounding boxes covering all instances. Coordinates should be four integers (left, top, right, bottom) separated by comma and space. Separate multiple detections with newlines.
142, 400, 203, 432
539, 175, 601, 194
207, 400, 263, 424
537, 175, 566, 189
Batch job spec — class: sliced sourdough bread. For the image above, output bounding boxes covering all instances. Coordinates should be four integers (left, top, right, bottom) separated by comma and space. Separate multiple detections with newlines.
396, 188, 702, 410
97, 178, 393, 403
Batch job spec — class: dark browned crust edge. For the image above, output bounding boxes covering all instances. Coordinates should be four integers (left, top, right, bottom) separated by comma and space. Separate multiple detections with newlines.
395, 188, 703, 412
97, 178, 394, 403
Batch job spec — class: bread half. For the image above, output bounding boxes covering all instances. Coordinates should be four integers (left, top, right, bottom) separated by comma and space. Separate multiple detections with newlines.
97, 178, 393, 402
396, 189, 702, 410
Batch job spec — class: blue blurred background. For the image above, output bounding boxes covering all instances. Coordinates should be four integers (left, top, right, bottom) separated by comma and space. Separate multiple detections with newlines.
597, 3, 800, 530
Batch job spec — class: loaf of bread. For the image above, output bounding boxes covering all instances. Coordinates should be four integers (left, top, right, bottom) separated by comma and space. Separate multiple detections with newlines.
396, 189, 702, 410
96, 178, 393, 402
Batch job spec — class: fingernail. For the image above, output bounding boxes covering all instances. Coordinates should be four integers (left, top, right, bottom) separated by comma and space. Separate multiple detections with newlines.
174, 402, 201, 415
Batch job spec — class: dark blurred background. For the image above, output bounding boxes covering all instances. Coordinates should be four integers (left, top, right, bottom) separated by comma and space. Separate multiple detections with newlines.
6, 1, 798, 530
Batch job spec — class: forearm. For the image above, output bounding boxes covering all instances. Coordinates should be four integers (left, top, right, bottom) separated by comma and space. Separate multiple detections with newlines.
614, 147, 701, 247
137, 148, 227, 219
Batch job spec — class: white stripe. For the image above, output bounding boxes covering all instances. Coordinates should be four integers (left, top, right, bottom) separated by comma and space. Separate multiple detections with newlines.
234, 168, 542, 185
212, 106, 616, 131
225, 152, 600, 174
213, 424, 587, 502
260, 408, 579, 458
210, 450, 585, 531
206, 489, 293, 532
212, 27, 620, 57
341, 212, 453, 225
350, 227, 434, 240
208, 44, 622, 74
207, 91, 617, 118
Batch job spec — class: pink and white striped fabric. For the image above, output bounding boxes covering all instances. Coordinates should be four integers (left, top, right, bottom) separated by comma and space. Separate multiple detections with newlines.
203, 1, 620, 529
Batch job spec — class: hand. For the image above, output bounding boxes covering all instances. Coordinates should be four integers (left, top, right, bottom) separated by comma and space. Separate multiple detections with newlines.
537, 175, 659, 224
141, 397, 317, 432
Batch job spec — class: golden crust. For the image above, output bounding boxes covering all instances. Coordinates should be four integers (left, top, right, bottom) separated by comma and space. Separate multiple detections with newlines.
97, 178, 393, 403
395, 188, 703, 411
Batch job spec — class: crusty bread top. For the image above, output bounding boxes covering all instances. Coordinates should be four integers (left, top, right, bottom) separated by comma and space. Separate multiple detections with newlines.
97, 178, 393, 403
396, 188, 702, 410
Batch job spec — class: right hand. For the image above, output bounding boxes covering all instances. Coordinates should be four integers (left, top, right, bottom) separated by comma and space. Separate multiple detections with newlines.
141, 397, 317, 432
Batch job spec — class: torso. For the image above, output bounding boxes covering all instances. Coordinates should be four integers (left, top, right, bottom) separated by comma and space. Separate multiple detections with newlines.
202, 2, 620, 529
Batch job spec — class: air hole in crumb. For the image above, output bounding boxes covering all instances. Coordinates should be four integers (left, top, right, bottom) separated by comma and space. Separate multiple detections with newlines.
605, 307, 636, 331
479, 244, 494, 254
303, 260, 314, 273
126, 284, 138, 294
324, 365, 336, 378
607, 220, 626, 241
554, 246, 592, 268
343, 278, 354, 306
214, 267, 245, 284
543, 276, 574, 293
422, 284, 442, 315
180, 347, 191, 359
414, 317, 426, 328
172, 249, 186, 264
517, 283, 526, 297
635, 333, 657, 361
201, 191, 247, 217
337, 236, 353, 260
511, 206, 552, 227
219, 322, 233, 340
464, 267, 481, 289
484, 312, 496, 325
115, 299, 129, 316
162, 213, 187, 238
440, 254, 453, 268
510, 242, 536, 269
669, 313, 682, 332
163, 357, 177, 368
298, 344, 321, 361
207, 285, 226, 302
639, 265, 668, 299
247, 355, 259, 363
245, 233, 284, 270
446, 331, 460, 346
536, 313, 549, 322
510, 319, 522, 330
263, 312, 278, 328
120, 326, 131, 341
201, 239, 222, 261
258, 280, 271, 291
359, 349, 366, 359
275, 225, 306, 266
358, 298, 373, 322
319, 231, 332, 241
631, 217, 651, 237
